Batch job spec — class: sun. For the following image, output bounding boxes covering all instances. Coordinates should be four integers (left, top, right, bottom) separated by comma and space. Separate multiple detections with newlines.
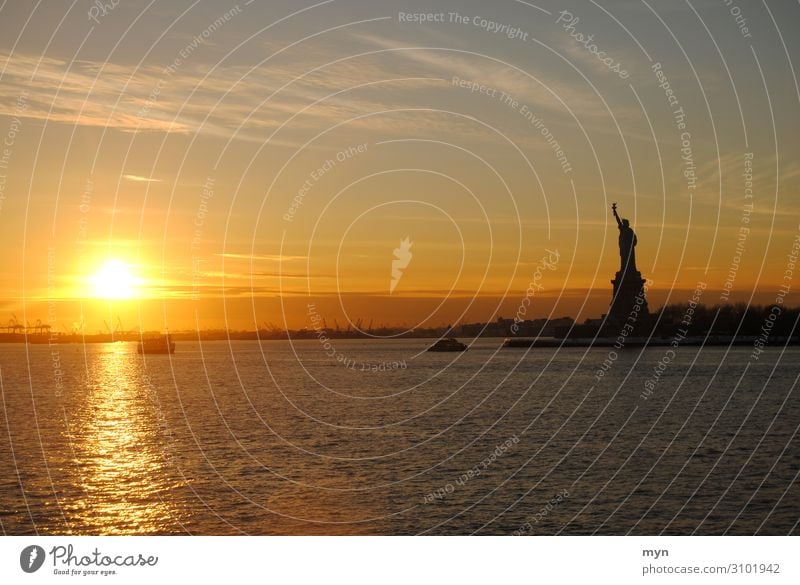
89, 260, 140, 300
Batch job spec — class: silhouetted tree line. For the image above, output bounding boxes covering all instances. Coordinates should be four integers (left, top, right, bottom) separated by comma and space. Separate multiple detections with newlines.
654, 303, 799, 337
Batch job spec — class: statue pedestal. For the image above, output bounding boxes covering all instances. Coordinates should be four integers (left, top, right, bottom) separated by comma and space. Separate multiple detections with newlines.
608, 269, 649, 325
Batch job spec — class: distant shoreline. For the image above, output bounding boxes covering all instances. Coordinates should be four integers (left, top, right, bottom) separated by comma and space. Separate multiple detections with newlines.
1, 332, 798, 348
3, 301, 797, 347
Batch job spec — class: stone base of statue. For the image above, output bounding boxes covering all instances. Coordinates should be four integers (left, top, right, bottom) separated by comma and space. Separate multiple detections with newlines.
608, 269, 649, 325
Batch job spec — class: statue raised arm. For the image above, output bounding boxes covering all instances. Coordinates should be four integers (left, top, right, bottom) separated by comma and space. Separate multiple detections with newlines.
612, 202, 622, 228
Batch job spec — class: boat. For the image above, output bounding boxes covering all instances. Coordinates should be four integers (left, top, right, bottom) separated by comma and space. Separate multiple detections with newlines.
137, 334, 175, 354
427, 337, 468, 352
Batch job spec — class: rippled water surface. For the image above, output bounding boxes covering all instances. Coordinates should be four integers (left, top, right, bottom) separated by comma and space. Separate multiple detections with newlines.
1, 339, 798, 534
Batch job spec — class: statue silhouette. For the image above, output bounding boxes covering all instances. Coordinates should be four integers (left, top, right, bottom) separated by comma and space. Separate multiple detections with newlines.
612, 203, 637, 273
607, 202, 649, 324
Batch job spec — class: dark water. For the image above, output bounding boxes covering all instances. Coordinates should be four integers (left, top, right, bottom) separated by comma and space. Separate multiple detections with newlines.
0, 339, 798, 535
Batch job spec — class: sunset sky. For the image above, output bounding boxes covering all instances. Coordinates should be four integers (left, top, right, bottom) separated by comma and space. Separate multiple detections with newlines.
0, 0, 798, 331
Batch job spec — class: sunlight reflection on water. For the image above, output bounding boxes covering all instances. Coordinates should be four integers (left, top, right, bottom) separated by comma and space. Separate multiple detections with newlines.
63, 345, 187, 534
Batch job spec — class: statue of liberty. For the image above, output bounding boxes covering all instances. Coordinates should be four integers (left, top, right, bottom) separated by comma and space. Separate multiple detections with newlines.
607, 202, 648, 323
612, 203, 637, 273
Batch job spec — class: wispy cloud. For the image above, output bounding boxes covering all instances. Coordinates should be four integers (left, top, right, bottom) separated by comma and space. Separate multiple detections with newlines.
0, 48, 454, 143
123, 174, 162, 183
215, 253, 308, 262
351, 31, 613, 119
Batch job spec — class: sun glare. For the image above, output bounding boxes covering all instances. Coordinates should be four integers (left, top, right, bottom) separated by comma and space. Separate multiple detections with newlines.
89, 260, 140, 300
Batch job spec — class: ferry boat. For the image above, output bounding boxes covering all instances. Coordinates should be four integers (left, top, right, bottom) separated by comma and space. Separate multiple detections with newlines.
137, 334, 175, 354
427, 338, 468, 352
